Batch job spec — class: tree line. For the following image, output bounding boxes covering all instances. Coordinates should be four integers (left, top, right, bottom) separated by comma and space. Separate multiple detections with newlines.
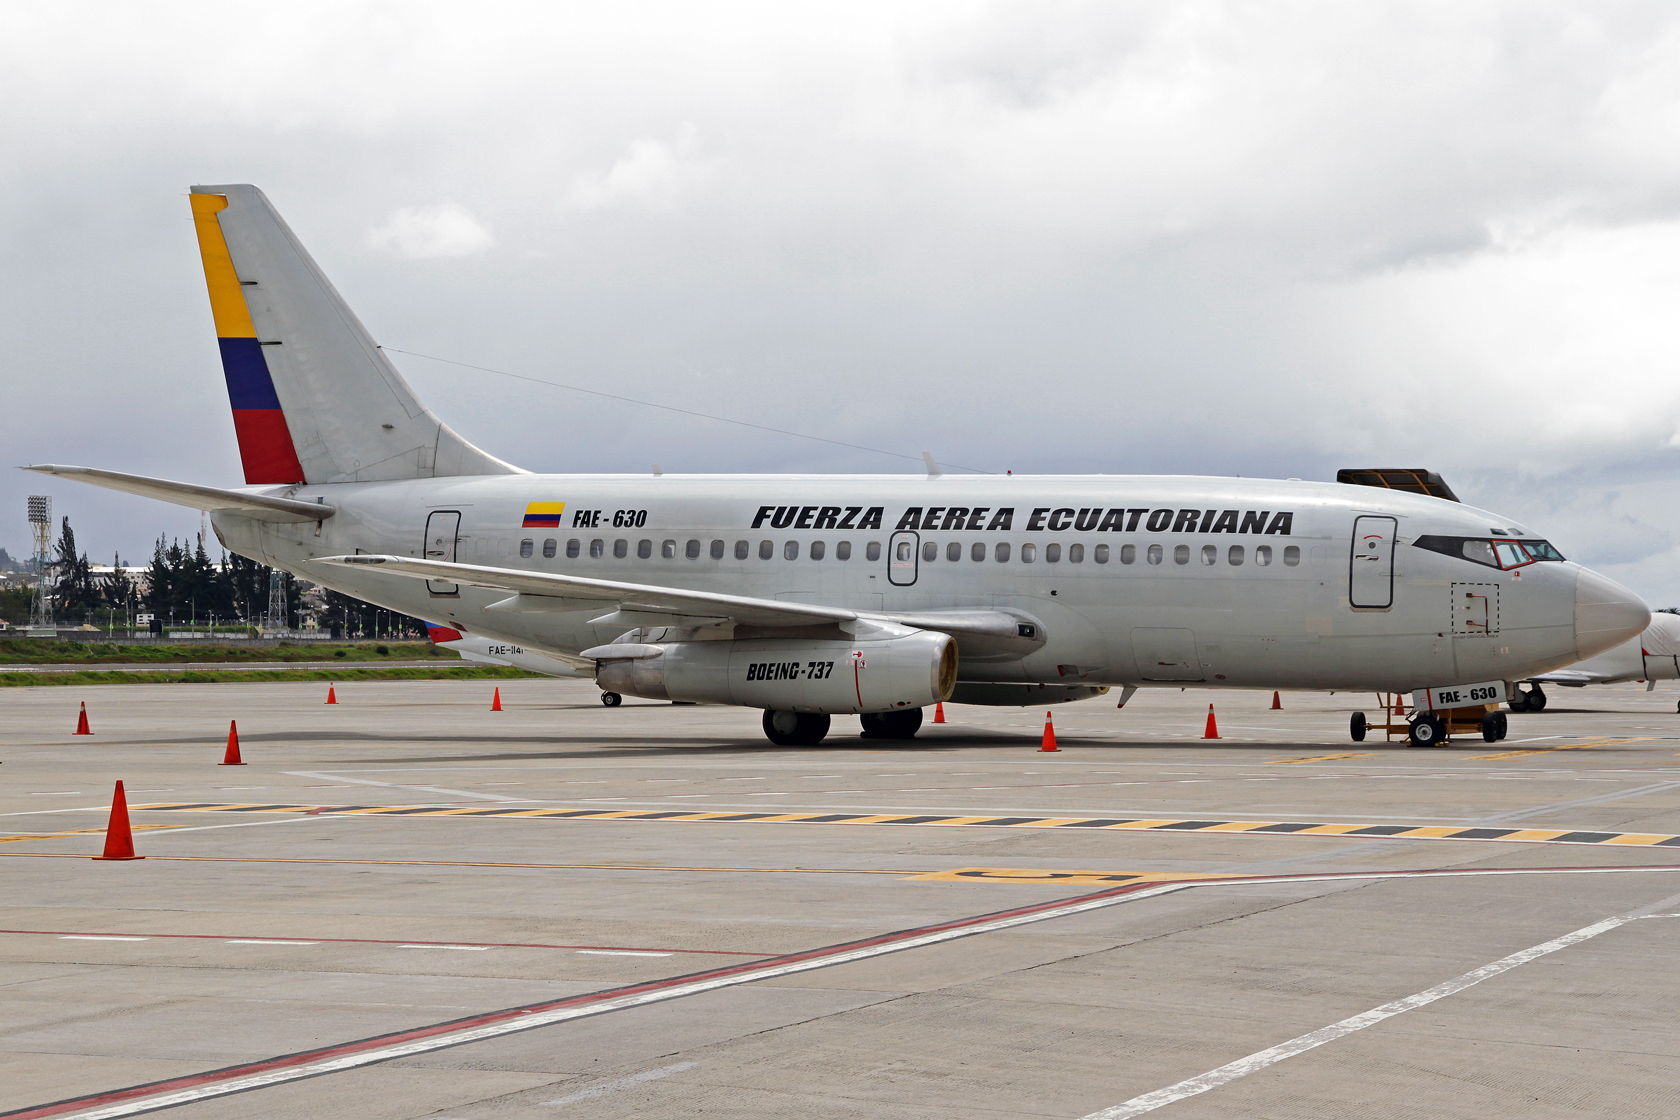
3, 516, 422, 638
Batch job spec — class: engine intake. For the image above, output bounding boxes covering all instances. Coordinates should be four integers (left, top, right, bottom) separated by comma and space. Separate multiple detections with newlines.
589, 629, 957, 714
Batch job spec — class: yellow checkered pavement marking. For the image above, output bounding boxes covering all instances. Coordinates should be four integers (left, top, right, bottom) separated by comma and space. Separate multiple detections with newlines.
125, 802, 1680, 849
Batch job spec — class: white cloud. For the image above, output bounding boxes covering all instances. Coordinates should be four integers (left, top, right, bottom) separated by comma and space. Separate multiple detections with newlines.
365, 204, 494, 259
566, 124, 711, 212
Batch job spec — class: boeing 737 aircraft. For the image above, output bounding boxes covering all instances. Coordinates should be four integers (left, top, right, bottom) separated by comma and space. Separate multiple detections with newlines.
1509, 612, 1680, 712
26, 185, 1652, 747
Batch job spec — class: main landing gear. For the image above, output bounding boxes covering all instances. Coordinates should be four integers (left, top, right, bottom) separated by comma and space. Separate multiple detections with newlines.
1508, 685, 1547, 712
860, 708, 923, 741
762, 710, 831, 746
600, 692, 622, 707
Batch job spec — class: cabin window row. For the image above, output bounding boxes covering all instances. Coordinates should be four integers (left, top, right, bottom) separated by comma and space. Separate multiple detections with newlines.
518, 537, 1301, 568
912, 541, 1299, 566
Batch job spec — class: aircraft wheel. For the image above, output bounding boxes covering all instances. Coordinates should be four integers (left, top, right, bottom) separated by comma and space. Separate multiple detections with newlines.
1408, 714, 1444, 748
1350, 712, 1367, 742
1528, 687, 1547, 711
600, 692, 622, 707
859, 708, 923, 740
1507, 692, 1529, 712
763, 709, 830, 746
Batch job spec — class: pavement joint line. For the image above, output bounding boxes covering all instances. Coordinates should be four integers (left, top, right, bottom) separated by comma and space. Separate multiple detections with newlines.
10, 862, 1680, 1120
118, 802, 1680, 849
0, 928, 760, 955
1078, 907, 1648, 1118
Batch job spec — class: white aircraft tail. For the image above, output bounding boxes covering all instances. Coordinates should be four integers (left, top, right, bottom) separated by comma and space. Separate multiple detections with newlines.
188, 184, 522, 485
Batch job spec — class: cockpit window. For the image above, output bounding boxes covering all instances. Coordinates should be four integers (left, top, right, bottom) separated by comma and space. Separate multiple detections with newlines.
1414, 535, 1567, 570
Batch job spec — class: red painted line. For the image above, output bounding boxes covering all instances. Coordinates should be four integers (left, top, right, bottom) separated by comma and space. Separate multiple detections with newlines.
8, 862, 1679, 1119
0, 929, 756, 957
1, 875, 1204, 1120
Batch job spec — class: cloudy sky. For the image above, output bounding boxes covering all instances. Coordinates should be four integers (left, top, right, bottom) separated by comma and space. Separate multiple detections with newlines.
5, 2, 1680, 600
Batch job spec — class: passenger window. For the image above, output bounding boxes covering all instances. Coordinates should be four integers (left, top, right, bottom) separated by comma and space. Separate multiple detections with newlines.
947, 542, 962, 561
661, 540, 676, 559
811, 540, 825, 560
613, 539, 628, 558
542, 538, 557, 559
1022, 543, 1037, 563
519, 538, 534, 558
1146, 544, 1162, 565
896, 541, 913, 561
759, 540, 774, 560
836, 541, 852, 560
1069, 543, 1084, 563
1200, 544, 1216, 565
1283, 545, 1300, 566
1094, 544, 1109, 564
784, 540, 799, 560
1174, 545, 1190, 565
590, 539, 604, 559
735, 540, 749, 560
971, 542, 986, 562
686, 539, 701, 559
922, 541, 938, 562
566, 539, 581, 559
866, 541, 881, 561
1255, 545, 1271, 566
1228, 545, 1244, 566
1046, 543, 1062, 563
1121, 544, 1136, 564
637, 539, 652, 559
710, 540, 725, 559
995, 542, 1011, 562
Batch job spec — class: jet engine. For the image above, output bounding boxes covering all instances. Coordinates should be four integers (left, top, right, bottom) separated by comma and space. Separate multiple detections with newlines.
587, 627, 957, 714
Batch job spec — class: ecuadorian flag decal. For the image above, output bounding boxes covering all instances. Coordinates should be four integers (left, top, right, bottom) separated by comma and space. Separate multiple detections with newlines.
522, 502, 566, 528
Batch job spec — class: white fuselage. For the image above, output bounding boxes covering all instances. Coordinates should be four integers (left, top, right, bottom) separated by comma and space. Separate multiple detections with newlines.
214, 472, 1629, 695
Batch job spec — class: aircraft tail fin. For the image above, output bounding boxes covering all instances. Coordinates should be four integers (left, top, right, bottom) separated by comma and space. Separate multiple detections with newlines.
188, 185, 522, 485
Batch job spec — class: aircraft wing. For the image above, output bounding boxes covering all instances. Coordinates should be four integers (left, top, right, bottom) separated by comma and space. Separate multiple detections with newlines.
316, 554, 1040, 645
25, 464, 333, 523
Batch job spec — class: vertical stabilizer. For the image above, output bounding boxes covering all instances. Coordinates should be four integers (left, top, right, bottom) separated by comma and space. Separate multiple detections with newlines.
189, 185, 522, 484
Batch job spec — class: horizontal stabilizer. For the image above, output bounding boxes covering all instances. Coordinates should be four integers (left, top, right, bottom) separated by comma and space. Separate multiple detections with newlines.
24, 464, 334, 523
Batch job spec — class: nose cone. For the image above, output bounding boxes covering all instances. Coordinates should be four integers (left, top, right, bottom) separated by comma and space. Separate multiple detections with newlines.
1576, 568, 1651, 660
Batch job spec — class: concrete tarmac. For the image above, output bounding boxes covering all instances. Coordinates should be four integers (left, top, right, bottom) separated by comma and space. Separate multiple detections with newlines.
3, 680, 1679, 1118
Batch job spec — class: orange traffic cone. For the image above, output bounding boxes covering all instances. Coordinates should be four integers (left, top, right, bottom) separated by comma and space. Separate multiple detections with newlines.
325, 684, 338, 705
74, 702, 91, 735
1038, 711, 1059, 752
491, 687, 503, 712
1393, 694, 1405, 716
1271, 691, 1282, 710
1202, 704, 1221, 739
933, 702, 945, 724
220, 720, 245, 766
92, 781, 143, 861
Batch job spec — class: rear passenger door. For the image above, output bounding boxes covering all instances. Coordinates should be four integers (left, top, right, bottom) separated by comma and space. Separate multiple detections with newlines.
424, 510, 461, 597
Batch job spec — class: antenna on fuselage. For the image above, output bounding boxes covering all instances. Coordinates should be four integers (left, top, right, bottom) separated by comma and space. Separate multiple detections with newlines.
922, 452, 942, 478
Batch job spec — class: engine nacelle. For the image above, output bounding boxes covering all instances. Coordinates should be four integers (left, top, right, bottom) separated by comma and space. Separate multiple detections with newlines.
591, 628, 957, 714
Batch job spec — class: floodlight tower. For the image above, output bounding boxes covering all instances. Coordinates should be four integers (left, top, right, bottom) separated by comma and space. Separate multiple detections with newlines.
267, 568, 286, 633
27, 495, 52, 629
